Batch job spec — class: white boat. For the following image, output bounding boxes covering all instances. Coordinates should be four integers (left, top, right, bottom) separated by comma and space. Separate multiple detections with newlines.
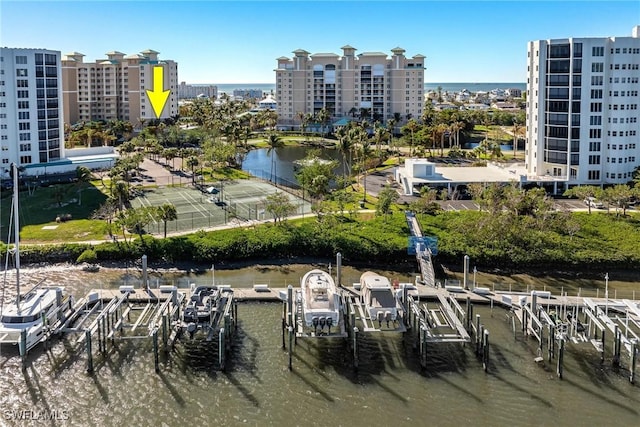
0, 284, 68, 352
0, 163, 71, 354
300, 269, 340, 333
360, 271, 398, 327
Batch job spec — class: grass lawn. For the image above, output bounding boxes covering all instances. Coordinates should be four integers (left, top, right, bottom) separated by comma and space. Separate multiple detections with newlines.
1, 181, 108, 243
21, 219, 109, 243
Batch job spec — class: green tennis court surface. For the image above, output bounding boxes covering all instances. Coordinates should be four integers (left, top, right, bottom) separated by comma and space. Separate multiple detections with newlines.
130, 180, 311, 235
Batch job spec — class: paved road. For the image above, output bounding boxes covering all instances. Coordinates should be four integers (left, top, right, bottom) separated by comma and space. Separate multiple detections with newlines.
362, 168, 626, 213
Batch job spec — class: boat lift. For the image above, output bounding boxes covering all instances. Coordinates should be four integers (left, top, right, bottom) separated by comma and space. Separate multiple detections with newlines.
177, 284, 237, 371
56, 285, 185, 373
343, 291, 407, 333
280, 283, 349, 370
402, 289, 479, 370
506, 291, 639, 382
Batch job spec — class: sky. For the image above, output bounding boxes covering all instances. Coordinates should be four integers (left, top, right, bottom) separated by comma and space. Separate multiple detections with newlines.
1, 1, 639, 84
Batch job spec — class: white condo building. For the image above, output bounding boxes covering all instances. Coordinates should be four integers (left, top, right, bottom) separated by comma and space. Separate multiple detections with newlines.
0, 48, 64, 175
526, 26, 640, 191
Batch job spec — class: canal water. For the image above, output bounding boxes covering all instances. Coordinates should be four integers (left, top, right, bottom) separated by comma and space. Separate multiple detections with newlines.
241, 146, 345, 188
1, 263, 638, 426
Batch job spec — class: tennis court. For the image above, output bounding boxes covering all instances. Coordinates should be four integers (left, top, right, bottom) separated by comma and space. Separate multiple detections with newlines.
130, 179, 311, 235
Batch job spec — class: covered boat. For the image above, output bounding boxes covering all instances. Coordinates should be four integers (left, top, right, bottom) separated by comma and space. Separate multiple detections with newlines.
360, 271, 398, 327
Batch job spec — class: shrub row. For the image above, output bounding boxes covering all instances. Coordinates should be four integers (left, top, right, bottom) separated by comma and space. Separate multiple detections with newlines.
3, 211, 639, 273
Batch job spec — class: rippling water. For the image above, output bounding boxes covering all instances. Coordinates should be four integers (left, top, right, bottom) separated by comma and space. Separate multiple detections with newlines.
1, 264, 638, 426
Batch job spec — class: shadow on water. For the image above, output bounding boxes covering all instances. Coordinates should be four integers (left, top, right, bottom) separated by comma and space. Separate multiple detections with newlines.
90, 373, 110, 404
490, 372, 554, 408
23, 364, 50, 406
225, 324, 262, 383
223, 371, 261, 408
563, 376, 639, 416
569, 346, 640, 402
157, 370, 186, 407
289, 367, 335, 403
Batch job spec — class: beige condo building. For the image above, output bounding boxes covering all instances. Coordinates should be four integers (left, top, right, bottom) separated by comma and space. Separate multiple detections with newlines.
275, 46, 425, 128
62, 49, 178, 127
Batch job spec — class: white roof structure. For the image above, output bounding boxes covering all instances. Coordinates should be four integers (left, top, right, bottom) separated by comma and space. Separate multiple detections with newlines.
395, 158, 528, 195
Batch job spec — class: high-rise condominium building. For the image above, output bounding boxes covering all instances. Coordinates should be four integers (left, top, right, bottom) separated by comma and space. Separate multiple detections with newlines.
62, 49, 178, 127
178, 82, 217, 100
275, 46, 425, 128
526, 26, 640, 190
0, 48, 64, 172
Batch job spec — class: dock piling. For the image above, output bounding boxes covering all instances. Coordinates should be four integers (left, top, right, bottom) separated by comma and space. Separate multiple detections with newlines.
162, 314, 168, 352
19, 329, 27, 369
142, 255, 148, 290
85, 330, 93, 373
482, 329, 489, 372
630, 340, 637, 383
336, 252, 342, 287
420, 326, 427, 369
153, 329, 159, 373
613, 325, 621, 367
475, 314, 481, 354
463, 255, 469, 290
352, 327, 359, 370
557, 337, 565, 379
288, 326, 293, 371
219, 328, 225, 371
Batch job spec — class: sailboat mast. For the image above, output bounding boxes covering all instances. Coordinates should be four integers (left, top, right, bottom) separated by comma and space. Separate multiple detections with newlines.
12, 163, 20, 311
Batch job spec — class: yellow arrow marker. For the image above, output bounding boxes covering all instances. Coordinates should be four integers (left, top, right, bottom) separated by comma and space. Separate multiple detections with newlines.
146, 66, 170, 118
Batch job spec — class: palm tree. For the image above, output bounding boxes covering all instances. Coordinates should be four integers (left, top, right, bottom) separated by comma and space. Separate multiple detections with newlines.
358, 138, 373, 203
402, 119, 420, 157
110, 180, 129, 211
85, 128, 96, 147
373, 125, 389, 154
156, 203, 178, 238
387, 118, 397, 164
266, 133, 284, 184
316, 108, 330, 137
512, 120, 524, 160
304, 113, 314, 141
163, 148, 178, 169
186, 156, 199, 183
451, 121, 465, 148
334, 126, 351, 182
359, 108, 371, 122
436, 123, 449, 156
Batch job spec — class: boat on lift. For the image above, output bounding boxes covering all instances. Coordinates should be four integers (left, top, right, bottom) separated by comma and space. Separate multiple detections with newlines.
360, 271, 398, 327
0, 163, 72, 353
183, 285, 220, 324
299, 269, 340, 334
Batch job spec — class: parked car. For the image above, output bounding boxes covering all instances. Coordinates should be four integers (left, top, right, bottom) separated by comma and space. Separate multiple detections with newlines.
583, 197, 604, 209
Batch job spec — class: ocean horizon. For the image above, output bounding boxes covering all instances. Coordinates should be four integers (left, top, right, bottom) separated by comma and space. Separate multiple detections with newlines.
213, 82, 526, 95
